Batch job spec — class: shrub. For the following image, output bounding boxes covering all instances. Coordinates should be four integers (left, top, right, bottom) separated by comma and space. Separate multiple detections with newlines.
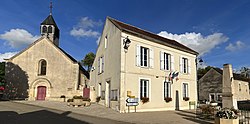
67, 98, 73, 102
216, 108, 239, 119
73, 95, 83, 99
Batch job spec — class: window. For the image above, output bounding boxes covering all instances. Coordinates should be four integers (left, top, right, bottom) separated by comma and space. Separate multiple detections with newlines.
98, 83, 101, 96
42, 26, 47, 33
111, 89, 118, 101
239, 83, 241, 91
140, 46, 149, 67
182, 83, 189, 98
136, 45, 154, 68
160, 52, 171, 70
98, 56, 104, 74
101, 91, 105, 100
48, 26, 52, 33
39, 59, 47, 75
104, 36, 107, 49
140, 79, 149, 99
217, 94, 222, 102
164, 81, 171, 98
180, 57, 189, 74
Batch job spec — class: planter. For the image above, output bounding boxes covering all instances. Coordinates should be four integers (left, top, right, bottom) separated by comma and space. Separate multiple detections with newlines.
164, 97, 172, 103
183, 97, 189, 101
214, 117, 239, 124
141, 97, 149, 104
210, 102, 218, 106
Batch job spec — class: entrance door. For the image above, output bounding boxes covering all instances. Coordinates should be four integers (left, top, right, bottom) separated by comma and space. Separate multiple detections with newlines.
37, 86, 46, 100
175, 90, 180, 110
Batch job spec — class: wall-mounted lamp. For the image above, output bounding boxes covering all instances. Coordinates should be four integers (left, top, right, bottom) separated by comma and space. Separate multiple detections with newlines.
123, 36, 131, 51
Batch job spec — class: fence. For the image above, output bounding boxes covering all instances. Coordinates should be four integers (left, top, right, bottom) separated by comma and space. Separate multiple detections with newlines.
238, 100, 250, 124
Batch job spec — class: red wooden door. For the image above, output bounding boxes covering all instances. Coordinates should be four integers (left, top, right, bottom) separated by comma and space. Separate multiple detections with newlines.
37, 86, 46, 100
83, 88, 90, 98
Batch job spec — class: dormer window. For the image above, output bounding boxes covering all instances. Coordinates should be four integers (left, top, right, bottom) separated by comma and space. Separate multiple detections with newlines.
38, 59, 47, 75
48, 26, 53, 33
42, 26, 47, 33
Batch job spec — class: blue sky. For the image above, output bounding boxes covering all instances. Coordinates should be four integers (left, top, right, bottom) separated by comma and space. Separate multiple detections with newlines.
0, 0, 249, 70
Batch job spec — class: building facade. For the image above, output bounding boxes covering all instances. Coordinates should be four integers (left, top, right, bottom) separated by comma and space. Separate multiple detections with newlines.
4, 13, 89, 101
90, 17, 198, 112
198, 65, 250, 106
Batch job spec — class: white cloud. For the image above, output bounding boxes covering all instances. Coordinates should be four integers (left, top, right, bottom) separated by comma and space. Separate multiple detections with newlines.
70, 28, 100, 38
158, 31, 229, 56
225, 41, 244, 52
96, 36, 101, 45
0, 52, 18, 62
70, 17, 102, 38
0, 28, 39, 48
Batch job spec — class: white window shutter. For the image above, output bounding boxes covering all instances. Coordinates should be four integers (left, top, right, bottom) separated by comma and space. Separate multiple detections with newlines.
171, 55, 174, 71
149, 48, 154, 68
188, 59, 191, 74
136, 45, 140, 66
180, 57, 183, 73
160, 51, 164, 70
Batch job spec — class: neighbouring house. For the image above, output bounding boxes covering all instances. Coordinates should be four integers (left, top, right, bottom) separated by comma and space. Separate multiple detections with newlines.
89, 17, 199, 113
198, 64, 250, 106
4, 11, 89, 101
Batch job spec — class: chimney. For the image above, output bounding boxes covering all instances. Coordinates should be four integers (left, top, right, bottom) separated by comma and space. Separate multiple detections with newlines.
222, 64, 237, 109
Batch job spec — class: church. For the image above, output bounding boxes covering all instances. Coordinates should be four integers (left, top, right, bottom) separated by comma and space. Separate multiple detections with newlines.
4, 10, 89, 101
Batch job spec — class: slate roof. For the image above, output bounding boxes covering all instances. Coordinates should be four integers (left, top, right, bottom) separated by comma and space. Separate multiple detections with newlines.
41, 15, 58, 28
213, 68, 250, 82
108, 17, 199, 55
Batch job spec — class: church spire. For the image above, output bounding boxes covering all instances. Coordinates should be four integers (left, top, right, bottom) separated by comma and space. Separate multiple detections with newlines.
40, 0, 60, 46
49, 1, 53, 15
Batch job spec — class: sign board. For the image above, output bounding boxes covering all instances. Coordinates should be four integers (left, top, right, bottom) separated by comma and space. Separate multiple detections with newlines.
126, 98, 139, 103
126, 102, 139, 106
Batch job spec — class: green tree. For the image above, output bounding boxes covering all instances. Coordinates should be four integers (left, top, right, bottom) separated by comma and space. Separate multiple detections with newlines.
82, 52, 95, 72
240, 67, 250, 78
0, 62, 5, 80
197, 66, 212, 79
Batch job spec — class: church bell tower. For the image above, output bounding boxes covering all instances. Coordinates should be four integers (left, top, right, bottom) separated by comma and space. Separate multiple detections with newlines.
40, 1, 60, 46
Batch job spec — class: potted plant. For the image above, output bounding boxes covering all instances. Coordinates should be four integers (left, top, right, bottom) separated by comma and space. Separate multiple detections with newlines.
183, 97, 189, 101
141, 97, 149, 104
164, 97, 172, 103
215, 108, 239, 124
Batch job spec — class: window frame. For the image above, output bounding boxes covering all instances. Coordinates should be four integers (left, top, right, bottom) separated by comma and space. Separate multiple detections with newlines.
139, 78, 150, 100
164, 81, 171, 98
182, 83, 189, 98
140, 46, 149, 67
38, 59, 47, 76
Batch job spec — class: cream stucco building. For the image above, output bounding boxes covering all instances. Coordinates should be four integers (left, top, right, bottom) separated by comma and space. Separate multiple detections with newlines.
90, 17, 199, 113
4, 13, 89, 101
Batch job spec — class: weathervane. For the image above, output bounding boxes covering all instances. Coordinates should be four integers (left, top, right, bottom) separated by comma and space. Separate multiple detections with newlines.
49, 1, 53, 15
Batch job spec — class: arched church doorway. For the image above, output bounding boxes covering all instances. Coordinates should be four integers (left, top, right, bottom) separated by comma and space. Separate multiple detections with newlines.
37, 86, 46, 100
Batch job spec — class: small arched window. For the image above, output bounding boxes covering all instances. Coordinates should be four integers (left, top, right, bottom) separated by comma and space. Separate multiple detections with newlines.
42, 26, 47, 33
48, 26, 52, 33
39, 59, 47, 75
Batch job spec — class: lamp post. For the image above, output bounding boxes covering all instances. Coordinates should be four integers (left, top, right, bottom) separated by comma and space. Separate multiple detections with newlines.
122, 36, 131, 112
196, 57, 203, 105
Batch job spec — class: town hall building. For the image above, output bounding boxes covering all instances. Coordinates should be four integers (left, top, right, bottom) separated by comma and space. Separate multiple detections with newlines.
90, 17, 199, 112
4, 11, 89, 101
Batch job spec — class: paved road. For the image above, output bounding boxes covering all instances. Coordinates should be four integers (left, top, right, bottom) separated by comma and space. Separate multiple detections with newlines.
0, 101, 130, 124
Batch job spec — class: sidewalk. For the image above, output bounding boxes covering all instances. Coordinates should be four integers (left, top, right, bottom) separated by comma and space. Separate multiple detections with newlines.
14, 101, 213, 124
